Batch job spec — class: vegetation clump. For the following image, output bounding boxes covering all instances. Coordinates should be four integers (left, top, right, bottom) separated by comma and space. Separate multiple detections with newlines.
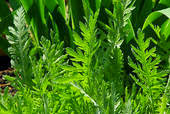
0, 0, 169, 113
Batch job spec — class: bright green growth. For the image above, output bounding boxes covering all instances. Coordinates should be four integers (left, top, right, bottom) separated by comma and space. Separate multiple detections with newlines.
149, 24, 170, 70
98, 0, 135, 94
6, 7, 33, 86
63, 10, 101, 83
128, 29, 168, 113
63, 9, 123, 113
0, 0, 169, 113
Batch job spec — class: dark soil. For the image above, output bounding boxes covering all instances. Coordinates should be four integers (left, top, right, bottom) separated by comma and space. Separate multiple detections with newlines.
0, 56, 16, 95
0, 56, 11, 71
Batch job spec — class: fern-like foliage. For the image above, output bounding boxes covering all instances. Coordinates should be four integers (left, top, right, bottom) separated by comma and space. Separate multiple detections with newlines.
6, 7, 32, 86
63, 10, 101, 84
149, 23, 170, 113
1, 29, 71, 113
150, 24, 170, 70
158, 75, 170, 114
31, 31, 67, 91
128, 29, 168, 113
62, 11, 102, 112
63, 9, 124, 113
103, 0, 135, 41
97, 0, 135, 95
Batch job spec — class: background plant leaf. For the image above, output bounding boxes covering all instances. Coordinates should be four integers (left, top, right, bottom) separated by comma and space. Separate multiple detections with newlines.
159, 0, 170, 7
161, 19, 170, 39
142, 8, 170, 30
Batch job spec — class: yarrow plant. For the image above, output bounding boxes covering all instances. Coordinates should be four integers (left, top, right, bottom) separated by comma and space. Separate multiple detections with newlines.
0, 0, 170, 113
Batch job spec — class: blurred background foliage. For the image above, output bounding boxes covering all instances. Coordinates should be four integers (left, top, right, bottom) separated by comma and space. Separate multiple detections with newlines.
0, 0, 170, 55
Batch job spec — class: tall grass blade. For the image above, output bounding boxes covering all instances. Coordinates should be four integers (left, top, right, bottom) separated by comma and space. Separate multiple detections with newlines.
142, 8, 170, 30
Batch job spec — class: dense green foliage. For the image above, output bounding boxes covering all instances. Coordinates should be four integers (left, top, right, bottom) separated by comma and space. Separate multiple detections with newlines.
0, 0, 170, 113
